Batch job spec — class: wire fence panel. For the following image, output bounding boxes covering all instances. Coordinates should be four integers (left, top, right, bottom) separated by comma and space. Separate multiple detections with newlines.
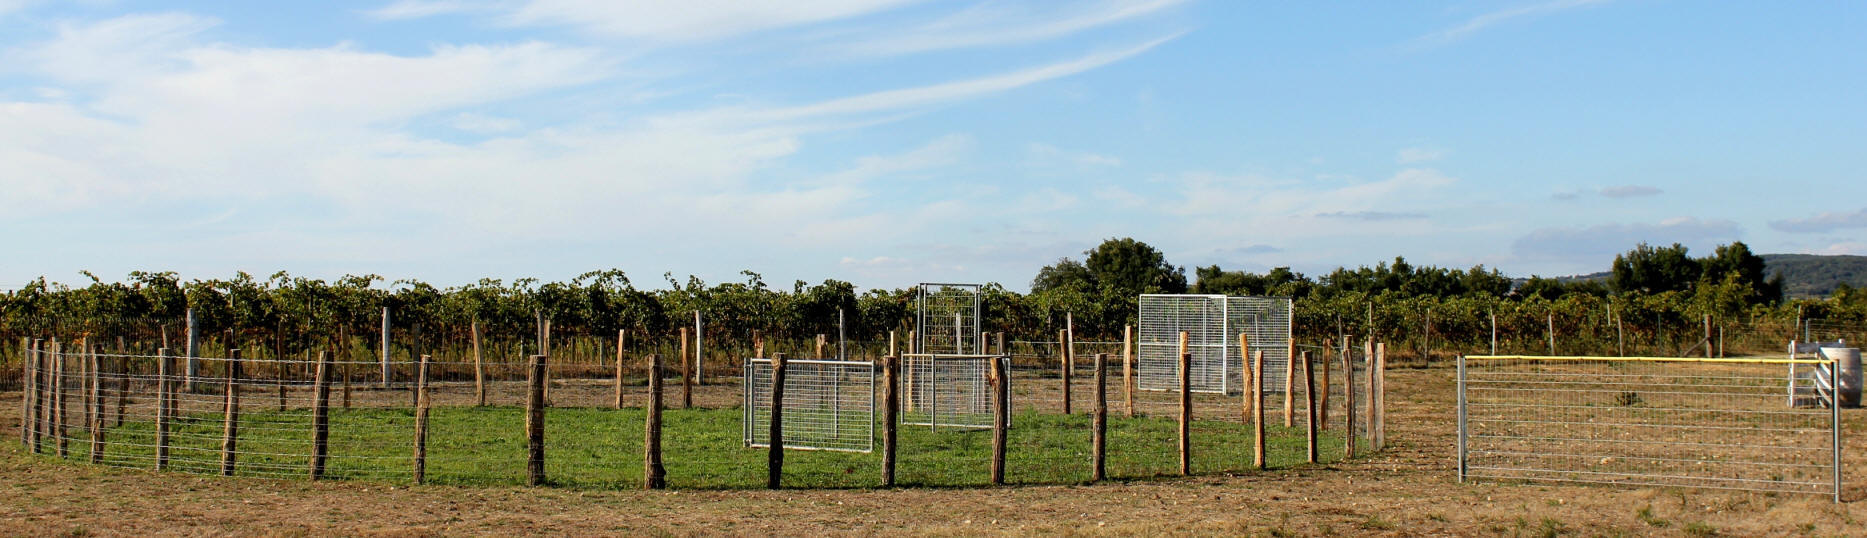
742, 358, 875, 453
1458, 355, 1841, 500
917, 283, 982, 355
901, 354, 1000, 429
1138, 295, 1292, 394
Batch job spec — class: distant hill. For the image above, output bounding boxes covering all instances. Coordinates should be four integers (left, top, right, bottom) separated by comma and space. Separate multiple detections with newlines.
1513, 254, 1867, 298
1762, 254, 1867, 297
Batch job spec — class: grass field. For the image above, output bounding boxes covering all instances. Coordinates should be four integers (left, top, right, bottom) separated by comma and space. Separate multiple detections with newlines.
7, 368, 1864, 535
36, 405, 1347, 489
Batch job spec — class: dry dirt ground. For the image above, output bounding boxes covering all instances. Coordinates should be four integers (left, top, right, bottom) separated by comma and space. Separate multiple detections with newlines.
3, 366, 1865, 536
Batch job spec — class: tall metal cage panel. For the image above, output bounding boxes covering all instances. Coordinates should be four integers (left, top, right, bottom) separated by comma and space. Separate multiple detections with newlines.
743, 358, 876, 453
900, 354, 1003, 430
1137, 294, 1292, 394
916, 283, 982, 355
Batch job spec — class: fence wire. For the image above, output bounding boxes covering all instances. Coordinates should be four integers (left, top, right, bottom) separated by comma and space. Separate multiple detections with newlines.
743, 358, 874, 452
1458, 355, 1841, 500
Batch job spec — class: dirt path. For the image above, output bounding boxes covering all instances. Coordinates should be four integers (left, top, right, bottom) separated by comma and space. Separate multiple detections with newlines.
3, 367, 1862, 536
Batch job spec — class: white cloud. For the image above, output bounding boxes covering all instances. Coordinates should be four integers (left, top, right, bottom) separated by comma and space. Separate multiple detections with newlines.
1816, 242, 1867, 256
1599, 185, 1661, 198
840, 0, 1186, 57
363, 0, 487, 20
450, 112, 521, 134
503, 0, 925, 42
1396, 147, 1444, 163
1029, 142, 1122, 170
1770, 208, 1867, 234
1418, 0, 1612, 45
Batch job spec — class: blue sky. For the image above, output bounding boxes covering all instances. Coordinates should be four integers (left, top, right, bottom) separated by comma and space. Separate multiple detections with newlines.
2, 0, 1864, 292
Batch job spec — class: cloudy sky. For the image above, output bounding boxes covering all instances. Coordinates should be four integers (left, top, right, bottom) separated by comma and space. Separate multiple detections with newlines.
2, 1, 1863, 291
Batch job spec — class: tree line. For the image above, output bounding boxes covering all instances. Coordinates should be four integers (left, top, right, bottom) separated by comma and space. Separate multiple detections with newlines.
3, 238, 1862, 359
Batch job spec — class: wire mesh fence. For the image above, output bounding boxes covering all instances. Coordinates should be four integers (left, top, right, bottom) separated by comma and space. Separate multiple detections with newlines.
1137, 295, 1292, 395
1458, 355, 1841, 500
743, 358, 874, 452
15, 325, 1387, 491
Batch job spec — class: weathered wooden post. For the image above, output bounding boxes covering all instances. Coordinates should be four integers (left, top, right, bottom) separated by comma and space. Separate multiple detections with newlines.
413, 354, 431, 485
1252, 350, 1265, 469
526, 354, 546, 486
29, 339, 44, 452
1239, 333, 1253, 424
990, 353, 1008, 485
221, 348, 242, 476
644, 353, 666, 490
1124, 325, 1135, 418
766, 353, 787, 489
1178, 331, 1191, 476
380, 307, 391, 388
882, 354, 899, 487
88, 342, 103, 464
19, 338, 31, 448
1059, 329, 1072, 415
472, 320, 486, 407
1303, 350, 1317, 464
680, 328, 693, 409
1344, 342, 1357, 459
1375, 343, 1387, 450
614, 329, 627, 409
1320, 338, 1331, 430
55, 339, 68, 458
1364, 339, 1375, 452
1092, 352, 1108, 482
310, 351, 330, 480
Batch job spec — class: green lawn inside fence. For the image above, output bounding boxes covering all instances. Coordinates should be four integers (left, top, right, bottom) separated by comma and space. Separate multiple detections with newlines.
36, 405, 1357, 489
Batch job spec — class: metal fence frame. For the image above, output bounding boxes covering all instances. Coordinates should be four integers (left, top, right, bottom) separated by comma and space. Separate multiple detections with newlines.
1458, 354, 1842, 502
1137, 294, 1292, 394
917, 283, 982, 356
742, 357, 876, 453
900, 353, 1004, 430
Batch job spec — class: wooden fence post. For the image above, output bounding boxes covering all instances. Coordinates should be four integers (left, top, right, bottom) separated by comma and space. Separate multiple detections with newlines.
767, 353, 787, 489
89, 343, 103, 464
882, 354, 898, 487
29, 339, 43, 453
526, 354, 546, 486
1178, 332, 1192, 476
1059, 329, 1072, 415
55, 339, 67, 458
1344, 342, 1356, 459
310, 350, 330, 479
1303, 350, 1317, 464
1240, 333, 1253, 424
1123, 325, 1135, 418
644, 354, 665, 490
681, 328, 693, 409
1092, 352, 1108, 482
18, 337, 29, 448
1283, 341, 1295, 427
1319, 339, 1331, 430
1252, 350, 1265, 469
112, 346, 127, 428
990, 354, 1008, 485
614, 329, 627, 409
472, 321, 486, 407
1375, 343, 1387, 450
1364, 339, 1375, 452
221, 348, 242, 476
413, 354, 431, 485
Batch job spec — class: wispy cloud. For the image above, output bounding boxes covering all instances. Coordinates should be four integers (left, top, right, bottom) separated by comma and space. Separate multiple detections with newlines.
1770, 208, 1867, 233
1396, 147, 1444, 163
1417, 0, 1612, 46
838, 0, 1186, 57
1511, 217, 1740, 262
1314, 210, 1428, 221
362, 0, 487, 21
374, 0, 929, 42
1599, 185, 1662, 198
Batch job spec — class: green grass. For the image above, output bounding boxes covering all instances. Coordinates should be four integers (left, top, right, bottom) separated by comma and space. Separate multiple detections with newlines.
35, 405, 1350, 490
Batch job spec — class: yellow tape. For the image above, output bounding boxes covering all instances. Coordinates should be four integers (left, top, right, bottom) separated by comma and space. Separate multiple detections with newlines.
1464, 355, 1834, 365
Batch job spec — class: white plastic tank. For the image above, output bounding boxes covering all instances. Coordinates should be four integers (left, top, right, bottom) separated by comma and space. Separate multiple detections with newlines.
1819, 347, 1862, 408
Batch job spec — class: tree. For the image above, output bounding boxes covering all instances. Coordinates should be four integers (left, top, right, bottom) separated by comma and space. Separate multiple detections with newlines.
1082, 237, 1186, 297
1030, 258, 1092, 293
1610, 243, 1700, 295
1699, 241, 1783, 304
